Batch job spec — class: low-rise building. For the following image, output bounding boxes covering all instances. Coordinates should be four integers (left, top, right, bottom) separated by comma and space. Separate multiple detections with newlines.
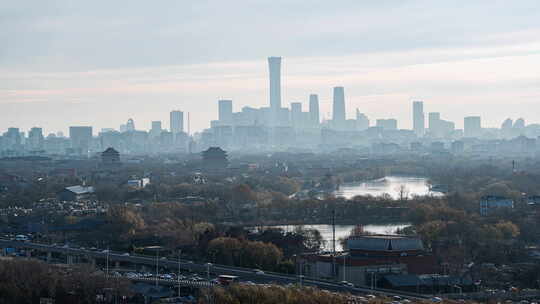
300, 235, 438, 287
127, 178, 150, 189
57, 185, 95, 201
479, 196, 514, 216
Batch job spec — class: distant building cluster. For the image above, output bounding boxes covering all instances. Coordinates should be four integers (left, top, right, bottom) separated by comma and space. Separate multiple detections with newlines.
2, 57, 540, 155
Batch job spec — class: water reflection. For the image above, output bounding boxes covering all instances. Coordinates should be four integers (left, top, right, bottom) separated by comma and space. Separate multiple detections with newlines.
334, 176, 443, 200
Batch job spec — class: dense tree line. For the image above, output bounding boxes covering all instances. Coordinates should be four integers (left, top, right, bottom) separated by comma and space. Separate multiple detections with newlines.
0, 259, 131, 304
200, 284, 379, 304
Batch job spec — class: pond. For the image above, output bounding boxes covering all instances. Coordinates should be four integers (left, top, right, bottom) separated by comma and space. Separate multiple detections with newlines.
333, 176, 443, 200
266, 223, 410, 251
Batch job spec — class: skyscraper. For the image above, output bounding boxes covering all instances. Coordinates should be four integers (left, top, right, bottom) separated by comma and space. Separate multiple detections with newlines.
412, 101, 425, 137
170, 110, 184, 133
268, 57, 282, 125
218, 99, 233, 125
28, 127, 44, 150
290, 102, 302, 128
464, 116, 482, 138
376, 119, 398, 130
69, 126, 93, 153
126, 118, 135, 132
332, 86, 346, 129
428, 112, 441, 136
309, 94, 319, 126
150, 121, 162, 139
151, 121, 162, 131
356, 110, 370, 130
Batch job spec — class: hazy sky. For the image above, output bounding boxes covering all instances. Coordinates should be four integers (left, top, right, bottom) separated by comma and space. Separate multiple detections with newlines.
2, 1, 540, 135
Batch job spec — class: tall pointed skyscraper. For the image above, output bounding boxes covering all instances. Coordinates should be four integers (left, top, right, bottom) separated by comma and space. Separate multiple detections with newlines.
268, 57, 282, 126
332, 87, 346, 129
309, 94, 319, 126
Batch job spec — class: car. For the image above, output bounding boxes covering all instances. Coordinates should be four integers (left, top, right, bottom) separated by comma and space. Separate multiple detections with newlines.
160, 257, 167, 260
431, 297, 443, 303
101, 249, 110, 253
14, 235, 30, 242
122, 253, 130, 256
255, 270, 265, 275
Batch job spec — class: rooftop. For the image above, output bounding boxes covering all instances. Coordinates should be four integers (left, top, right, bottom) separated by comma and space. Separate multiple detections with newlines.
65, 185, 95, 195
347, 234, 424, 252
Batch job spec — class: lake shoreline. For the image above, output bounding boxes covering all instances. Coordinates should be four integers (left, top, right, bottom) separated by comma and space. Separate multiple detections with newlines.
334, 175, 443, 199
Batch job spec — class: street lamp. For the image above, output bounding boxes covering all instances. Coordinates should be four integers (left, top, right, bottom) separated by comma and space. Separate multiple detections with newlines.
343, 253, 347, 282
178, 250, 182, 297
106, 246, 109, 279
155, 249, 159, 287
206, 263, 212, 281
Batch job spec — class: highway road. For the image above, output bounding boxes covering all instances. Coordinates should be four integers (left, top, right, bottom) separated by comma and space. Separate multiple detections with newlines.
0, 239, 429, 300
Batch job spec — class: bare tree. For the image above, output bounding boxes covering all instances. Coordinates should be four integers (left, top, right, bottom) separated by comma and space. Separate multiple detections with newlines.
396, 184, 409, 203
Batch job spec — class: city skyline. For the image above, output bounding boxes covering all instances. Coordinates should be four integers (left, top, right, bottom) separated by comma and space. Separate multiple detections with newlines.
2, 1, 540, 134
1, 55, 537, 136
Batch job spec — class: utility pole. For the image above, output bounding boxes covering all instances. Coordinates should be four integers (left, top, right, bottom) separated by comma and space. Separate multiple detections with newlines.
332, 209, 336, 254
332, 208, 336, 279
106, 246, 109, 279
343, 254, 346, 281
178, 250, 182, 297
155, 249, 159, 287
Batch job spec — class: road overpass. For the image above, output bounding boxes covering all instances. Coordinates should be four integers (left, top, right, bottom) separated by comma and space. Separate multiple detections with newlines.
0, 239, 429, 300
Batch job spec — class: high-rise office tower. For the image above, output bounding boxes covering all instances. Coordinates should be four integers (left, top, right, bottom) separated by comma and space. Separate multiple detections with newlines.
428, 112, 441, 135
309, 94, 319, 126
150, 121, 162, 139
332, 86, 346, 129
170, 110, 184, 133
126, 118, 135, 132
290, 102, 302, 128
151, 121, 162, 131
356, 110, 370, 130
268, 57, 282, 125
4, 128, 21, 148
69, 126, 93, 153
28, 127, 44, 149
501, 118, 513, 130
412, 101, 425, 136
376, 119, 398, 130
218, 99, 233, 125
513, 118, 525, 129
464, 116, 482, 138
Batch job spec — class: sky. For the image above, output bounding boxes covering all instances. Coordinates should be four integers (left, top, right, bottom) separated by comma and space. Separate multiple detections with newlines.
1, 0, 540, 135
